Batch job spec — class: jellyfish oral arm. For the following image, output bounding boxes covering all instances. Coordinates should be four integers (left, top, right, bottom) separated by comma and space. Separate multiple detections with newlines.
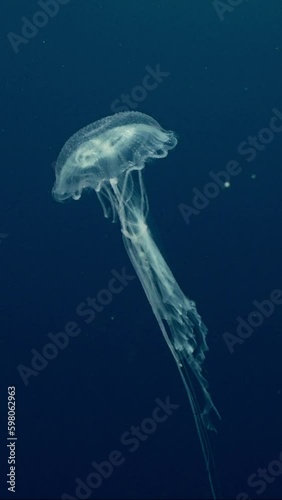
110, 173, 220, 498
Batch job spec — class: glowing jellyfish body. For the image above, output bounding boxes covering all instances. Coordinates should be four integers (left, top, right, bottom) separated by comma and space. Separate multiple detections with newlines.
53, 111, 220, 498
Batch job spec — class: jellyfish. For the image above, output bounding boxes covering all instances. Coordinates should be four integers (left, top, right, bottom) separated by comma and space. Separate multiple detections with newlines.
52, 111, 220, 499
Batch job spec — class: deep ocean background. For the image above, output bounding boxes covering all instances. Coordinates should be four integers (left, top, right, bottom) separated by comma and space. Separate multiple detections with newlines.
1, 1, 282, 499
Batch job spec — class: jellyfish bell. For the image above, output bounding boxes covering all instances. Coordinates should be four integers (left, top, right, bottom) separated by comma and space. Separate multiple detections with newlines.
53, 111, 220, 499
52, 111, 177, 204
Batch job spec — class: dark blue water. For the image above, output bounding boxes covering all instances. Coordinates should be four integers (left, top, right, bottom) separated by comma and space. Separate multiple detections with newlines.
1, 1, 282, 499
